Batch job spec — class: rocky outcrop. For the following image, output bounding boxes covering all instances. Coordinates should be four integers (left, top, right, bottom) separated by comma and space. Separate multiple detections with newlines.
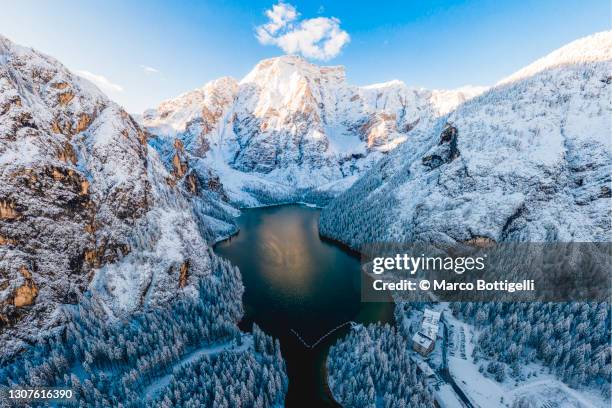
421, 124, 459, 170
178, 260, 189, 288
9, 267, 38, 308
171, 139, 189, 179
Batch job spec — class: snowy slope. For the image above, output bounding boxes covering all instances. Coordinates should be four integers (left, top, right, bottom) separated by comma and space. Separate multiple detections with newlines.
144, 55, 485, 206
320, 31, 612, 247
499, 31, 612, 85
0, 35, 235, 357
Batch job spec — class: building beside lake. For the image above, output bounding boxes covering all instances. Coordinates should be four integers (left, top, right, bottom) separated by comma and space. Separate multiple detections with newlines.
412, 309, 441, 356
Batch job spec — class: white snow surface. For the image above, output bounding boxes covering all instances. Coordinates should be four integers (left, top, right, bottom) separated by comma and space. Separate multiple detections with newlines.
444, 313, 608, 408
499, 31, 612, 85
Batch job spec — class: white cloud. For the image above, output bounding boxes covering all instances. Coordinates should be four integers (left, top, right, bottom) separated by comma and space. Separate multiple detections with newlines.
75, 70, 123, 93
258, 2, 298, 37
140, 65, 159, 74
256, 2, 350, 60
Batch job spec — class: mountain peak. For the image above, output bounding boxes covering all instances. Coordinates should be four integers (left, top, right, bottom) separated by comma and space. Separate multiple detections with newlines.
0, 33, 22, 55
499, 30, 612, 85
240, 54, 345, 86
198, 76, 239, 97
361, 79, 406, 90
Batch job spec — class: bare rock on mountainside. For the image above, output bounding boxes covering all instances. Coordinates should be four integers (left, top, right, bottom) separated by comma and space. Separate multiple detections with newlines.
0, 35, 235, 357
320, 31, 612, 247
144, 55, 485, 206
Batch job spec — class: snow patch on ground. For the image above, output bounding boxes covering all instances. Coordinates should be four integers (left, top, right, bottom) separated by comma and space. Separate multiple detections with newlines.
443, 312, 608, 408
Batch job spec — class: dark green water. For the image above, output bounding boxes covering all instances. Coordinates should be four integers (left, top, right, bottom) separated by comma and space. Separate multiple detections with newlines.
213, 204, 393, 408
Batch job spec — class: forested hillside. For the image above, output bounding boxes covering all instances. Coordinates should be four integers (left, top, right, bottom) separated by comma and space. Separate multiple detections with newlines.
327, 323, 435, 407
323, 31, 612, 406
0, 255, 287, 407
0, 34, 237, 357
0, 34, 287, 406
321, 31, 611, 247
453, 302, 610, 395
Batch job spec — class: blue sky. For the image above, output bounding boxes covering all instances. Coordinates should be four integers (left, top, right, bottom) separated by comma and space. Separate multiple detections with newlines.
1, 0, 608, 112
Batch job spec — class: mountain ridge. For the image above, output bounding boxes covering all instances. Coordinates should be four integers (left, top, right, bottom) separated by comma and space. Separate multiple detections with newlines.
0, 34, 236, 357
320, 30, 612, 247
499, 30, 612, 85
144, 54, 486, 206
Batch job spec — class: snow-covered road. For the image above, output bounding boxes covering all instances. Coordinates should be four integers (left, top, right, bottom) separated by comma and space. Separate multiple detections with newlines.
143, 335, 253, 400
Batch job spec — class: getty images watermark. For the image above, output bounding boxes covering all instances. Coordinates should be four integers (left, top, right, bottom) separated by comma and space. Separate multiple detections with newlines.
360, 242, 611, 302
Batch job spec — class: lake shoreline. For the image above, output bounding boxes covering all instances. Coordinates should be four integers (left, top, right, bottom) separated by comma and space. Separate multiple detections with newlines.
213, 204, 393, 408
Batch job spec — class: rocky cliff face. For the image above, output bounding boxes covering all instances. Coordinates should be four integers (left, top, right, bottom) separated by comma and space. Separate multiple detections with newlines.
320, 31, 612, 247
144, 56, 485, 206
0, 35, 234, 357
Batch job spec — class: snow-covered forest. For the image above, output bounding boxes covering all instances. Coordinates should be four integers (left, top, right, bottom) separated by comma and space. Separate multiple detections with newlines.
0, 254, 287, 407
321, 32, 611, 406
452, 302, 610, 395
329, 301, 611, 406
327, 323, 435, 408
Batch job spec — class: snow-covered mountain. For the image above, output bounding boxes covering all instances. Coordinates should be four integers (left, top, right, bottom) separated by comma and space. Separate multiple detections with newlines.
0, 35, 236, 357
324, 32, 612, 408
144, 55, 485, 206
320, 31, 612, 248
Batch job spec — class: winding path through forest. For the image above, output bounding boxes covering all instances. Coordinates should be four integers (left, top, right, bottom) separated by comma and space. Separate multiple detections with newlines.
143, 336, 253, 400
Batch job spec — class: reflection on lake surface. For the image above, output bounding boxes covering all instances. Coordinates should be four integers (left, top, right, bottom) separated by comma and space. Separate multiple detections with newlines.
214, 204, 393, 408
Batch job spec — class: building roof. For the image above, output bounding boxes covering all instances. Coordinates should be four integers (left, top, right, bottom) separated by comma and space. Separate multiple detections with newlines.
412, 332, 434, 349
421, 322, 439, 341
423, 309, 441, 324
419, 308, 441, 341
